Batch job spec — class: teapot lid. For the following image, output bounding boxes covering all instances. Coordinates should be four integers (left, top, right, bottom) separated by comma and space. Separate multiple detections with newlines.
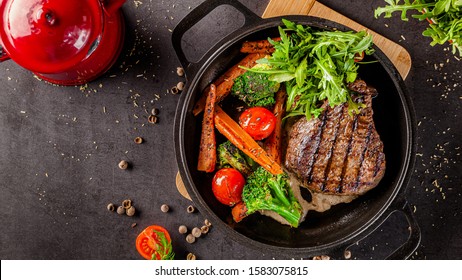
0, 0, 103, 73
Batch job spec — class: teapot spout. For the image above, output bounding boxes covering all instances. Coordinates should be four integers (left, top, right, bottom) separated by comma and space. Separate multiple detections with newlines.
103, 0, 126, 16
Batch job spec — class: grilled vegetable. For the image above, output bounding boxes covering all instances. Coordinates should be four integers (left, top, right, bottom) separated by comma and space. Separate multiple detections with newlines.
217, 141, 255, 177
231, 71, 280, 107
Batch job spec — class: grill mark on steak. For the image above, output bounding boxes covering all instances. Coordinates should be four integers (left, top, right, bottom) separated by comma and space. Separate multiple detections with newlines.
285, 79, 385, 196
309, 103, 344, 192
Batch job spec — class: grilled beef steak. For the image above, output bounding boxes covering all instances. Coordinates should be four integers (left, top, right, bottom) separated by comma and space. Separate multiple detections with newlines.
285, 79, 385, 195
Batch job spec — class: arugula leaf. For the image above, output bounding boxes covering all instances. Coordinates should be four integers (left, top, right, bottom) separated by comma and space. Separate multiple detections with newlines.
375, 0, 462, 56
243, 19, 374, 119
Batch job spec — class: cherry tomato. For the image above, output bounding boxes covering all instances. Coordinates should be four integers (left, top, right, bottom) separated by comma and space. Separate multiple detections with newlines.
239, 107, 276, 140
354, 51, 365, 62
212, 168, 245, 206
136, 225, 173, 260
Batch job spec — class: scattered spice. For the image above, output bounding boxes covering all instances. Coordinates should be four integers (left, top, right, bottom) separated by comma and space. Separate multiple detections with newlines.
191, 227, 202, 238
148, 115, 158, 124
344, 250, 352, 259
186, 253, 196, 260
187, 205, 195, 213
134, 137, 143, 144
176, 67, 184, 77
186, 234, 196, 244
312, 255, 330, 260
118, 160, 129, 170
177, 81, 185, 91
107, 203, 115, 212
200, 225, 209, 235
170, 86, 179, 94
179, 225, 188, 234
131, 223, 137, 228
151, 108, 159, 116
126, 206, 136, 217
116, 206, 125, 215
122, 199, 132, 209
161, 204, 170, 213
204, 219, 212, 227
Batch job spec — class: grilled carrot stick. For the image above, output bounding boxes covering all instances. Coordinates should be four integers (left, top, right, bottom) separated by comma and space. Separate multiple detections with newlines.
192, 53, 265, 116
264, 86, 287, 164
197, 84, 217, 173
231, 201, 248, 223
214, 105, 283, 175
240, 38, 281, 54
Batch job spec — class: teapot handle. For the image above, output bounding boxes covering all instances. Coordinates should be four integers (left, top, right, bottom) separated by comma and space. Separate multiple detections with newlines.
102, 0, 126, 16
0, 44, 10, 62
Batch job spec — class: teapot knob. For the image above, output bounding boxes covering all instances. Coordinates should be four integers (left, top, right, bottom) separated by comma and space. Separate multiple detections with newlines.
36, 8, 57, 26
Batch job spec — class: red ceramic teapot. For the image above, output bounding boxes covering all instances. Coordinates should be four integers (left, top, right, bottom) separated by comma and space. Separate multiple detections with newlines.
0, 0, 126, 85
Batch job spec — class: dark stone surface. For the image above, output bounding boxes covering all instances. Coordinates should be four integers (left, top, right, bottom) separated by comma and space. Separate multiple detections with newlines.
0, 0, 460, 260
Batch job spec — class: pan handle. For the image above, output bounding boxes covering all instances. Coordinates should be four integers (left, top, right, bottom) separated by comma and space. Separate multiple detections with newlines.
385, 200, 421, 260
172, 0, 260, 77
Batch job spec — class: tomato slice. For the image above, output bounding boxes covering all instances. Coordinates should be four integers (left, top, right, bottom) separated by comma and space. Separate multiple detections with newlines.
136, 225, 173, 260
212, 168, 245, 206
239, 107, 276, 140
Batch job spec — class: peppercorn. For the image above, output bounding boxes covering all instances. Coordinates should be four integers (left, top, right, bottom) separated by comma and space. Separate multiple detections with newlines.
186, 234, 195, 244
126, 206, 136, 217
118, 160, 128, 170
122, 199, 132, 209
116, 206, 125, 215
177, 81, 185, 91
186, 253, 196, 260
160, 204, 170, 213
107, 203, 115, 212
176, 67, 184, 77
134, 137, 143, 144
187, 205, 195, 214
191, 227, 201, 238
344, 250, 352, 259
178, 225, 188, 234
200, 225, 209, 235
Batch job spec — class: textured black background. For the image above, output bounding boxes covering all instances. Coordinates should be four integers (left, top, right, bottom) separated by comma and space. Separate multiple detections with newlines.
0, 0, 460, 260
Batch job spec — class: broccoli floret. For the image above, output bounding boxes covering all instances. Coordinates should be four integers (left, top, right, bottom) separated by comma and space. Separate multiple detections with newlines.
217, 141, 255, 177
241, 167, 302, 227
231, 71, 280, 107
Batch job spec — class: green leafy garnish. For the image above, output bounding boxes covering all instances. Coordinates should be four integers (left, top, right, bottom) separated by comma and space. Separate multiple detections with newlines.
151, 230, 175, 260
243, 19, 374, 119
375, 0, 462, 56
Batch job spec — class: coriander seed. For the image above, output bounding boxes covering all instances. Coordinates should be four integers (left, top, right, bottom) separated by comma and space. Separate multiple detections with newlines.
186, 234, 195, 244
118, 160, 128, 170
170, 86, 179, 94
160, 204, 170, 213
107, 203, 115, 212
187, 205, 195, 213
200, 225, 209, 235
204, 219, 212, 227
176, 67, 184, 77
134, 137, 143, 144
122, 199, 132, 209
177, 81, 185, 91
116, 206, 125, 215
191, 227, 201, 238
344, 250, 352, 259
148, 115, 158, 124
126, 206, 136, 217
186, 253, 196, 260
179, 225, 188, 234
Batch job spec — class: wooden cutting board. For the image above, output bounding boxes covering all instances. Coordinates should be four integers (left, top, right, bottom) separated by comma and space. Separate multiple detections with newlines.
175, 0, 411, 200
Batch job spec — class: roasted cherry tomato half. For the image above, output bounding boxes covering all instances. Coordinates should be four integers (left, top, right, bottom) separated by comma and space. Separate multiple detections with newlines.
239, 107, 276, 140
136, 225, 174, 260
212, 168, 245, 206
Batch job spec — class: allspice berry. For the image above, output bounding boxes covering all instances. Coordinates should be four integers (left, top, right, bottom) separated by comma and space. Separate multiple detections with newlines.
160, 204, 170, 213
179, 225, 188, 234
107, 203, 115, 212
126, 206, 136, 217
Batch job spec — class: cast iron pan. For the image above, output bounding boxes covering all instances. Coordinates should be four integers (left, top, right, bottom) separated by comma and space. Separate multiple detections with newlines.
173, 0, 421, 259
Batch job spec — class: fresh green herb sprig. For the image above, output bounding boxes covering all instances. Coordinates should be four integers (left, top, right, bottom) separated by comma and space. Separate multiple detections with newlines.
375, 0, 462, 56
150, 230, 175, 260
242, 19, 374, 119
